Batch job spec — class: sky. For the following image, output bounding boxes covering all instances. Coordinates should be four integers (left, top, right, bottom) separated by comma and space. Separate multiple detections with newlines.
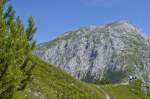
9, 0, 150, 43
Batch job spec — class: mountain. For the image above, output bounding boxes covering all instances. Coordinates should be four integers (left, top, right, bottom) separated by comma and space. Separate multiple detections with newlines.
14, 20, 150, 99
35, 20, 150, 83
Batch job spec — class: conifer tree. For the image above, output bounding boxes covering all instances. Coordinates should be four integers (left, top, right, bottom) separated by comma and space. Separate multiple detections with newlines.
0, 0, 37, 98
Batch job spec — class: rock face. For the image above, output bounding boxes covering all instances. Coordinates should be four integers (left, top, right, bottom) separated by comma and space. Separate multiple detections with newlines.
35, 20, 150, 83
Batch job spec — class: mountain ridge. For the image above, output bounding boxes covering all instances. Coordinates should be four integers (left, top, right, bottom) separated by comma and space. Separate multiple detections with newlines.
37, 20, 149, 49
35, 20, 150, 83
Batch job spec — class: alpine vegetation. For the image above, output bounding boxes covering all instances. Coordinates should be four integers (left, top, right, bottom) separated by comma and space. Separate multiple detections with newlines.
0, 0, 37, 98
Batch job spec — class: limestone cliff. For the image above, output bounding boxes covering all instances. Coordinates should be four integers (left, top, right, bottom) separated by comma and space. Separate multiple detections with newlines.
35, 20, 150, 83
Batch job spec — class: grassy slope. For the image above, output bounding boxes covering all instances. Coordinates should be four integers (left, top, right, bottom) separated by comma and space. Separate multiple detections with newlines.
14, 57, 105, 99
13, 57, 150, 99
100, 84, 150, 99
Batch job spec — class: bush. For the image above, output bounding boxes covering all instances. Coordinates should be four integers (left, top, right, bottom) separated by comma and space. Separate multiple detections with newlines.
94, 79, 112, 85
128, 80, 142, 95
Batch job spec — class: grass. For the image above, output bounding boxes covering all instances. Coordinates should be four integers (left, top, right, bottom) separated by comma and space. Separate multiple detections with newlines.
100, 84, 150, 99
13, 57, 150, 99
14, 57, 105, 99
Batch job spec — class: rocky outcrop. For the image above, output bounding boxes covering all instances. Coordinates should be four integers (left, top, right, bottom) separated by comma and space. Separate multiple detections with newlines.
35, 20, 150, 83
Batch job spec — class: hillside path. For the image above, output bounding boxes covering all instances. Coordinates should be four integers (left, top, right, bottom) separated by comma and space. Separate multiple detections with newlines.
101, 88, 112, 99
96, 86, 112, 99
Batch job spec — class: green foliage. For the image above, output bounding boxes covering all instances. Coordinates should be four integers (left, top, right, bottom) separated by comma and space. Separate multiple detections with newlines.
14, 57, 106, 99
0, 0, 37, 98
128, 80, 142, 95
104, 69, 127, 83
94, 79, 112, 85
101, 84, 150, 99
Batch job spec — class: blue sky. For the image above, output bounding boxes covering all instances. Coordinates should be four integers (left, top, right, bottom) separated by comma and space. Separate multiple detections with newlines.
10, 0, 150, 43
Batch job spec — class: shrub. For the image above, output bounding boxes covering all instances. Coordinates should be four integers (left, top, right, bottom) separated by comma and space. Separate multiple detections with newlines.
94, 78, 112, 85
128, 80, 142, 95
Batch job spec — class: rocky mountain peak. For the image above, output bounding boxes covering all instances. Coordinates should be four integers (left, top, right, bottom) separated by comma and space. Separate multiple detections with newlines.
62, 20, 139, 38
35, 20, 150, 83
107, 20, 131, 26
